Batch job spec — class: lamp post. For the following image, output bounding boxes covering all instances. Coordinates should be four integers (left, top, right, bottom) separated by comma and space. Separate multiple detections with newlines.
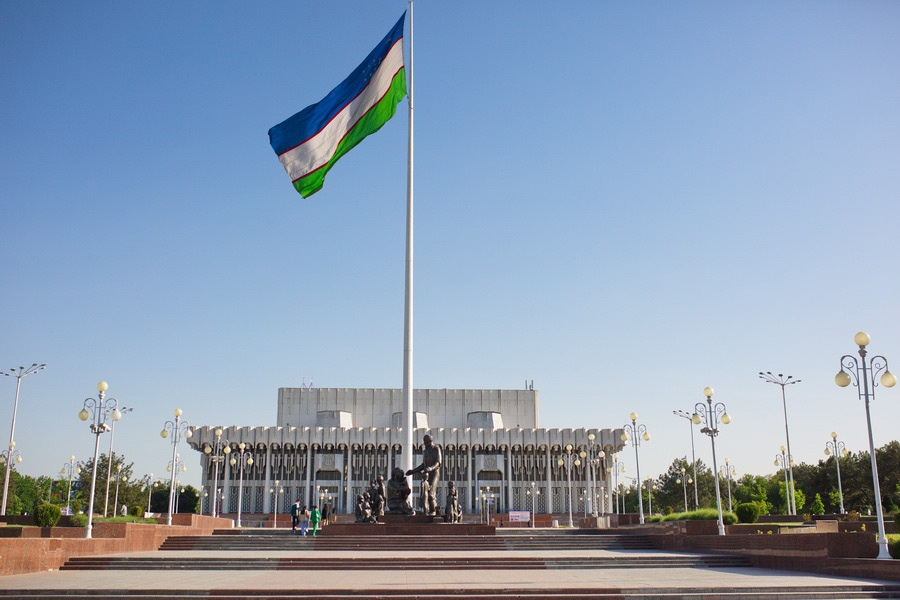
77, 382, 121, 538
678, 467, 689, 512
835, 331, 896, 560
0, 448, 23, 498
621, 413, 650, 524
758, 372, 799, 516
692, 386, 731, 536
642, 481, 656, 515
103, 406, 133, 517
160, 409, 193, 526
612, 457, 625, 513
202, 428, 230, 518
528, 481, 537, 527
1, 363, 45, 516
720, 459, 736, 513
824, 432, 848, 514
673, 409, 700, 509
774, 447, 794, 514
146, 476, 155, 515
230, 443, 252, 527
556, 444, 581, 528
269, 480, 283, 528
112, 465, 123, 516
60, 455, 79, 514
586, 434, 607, 517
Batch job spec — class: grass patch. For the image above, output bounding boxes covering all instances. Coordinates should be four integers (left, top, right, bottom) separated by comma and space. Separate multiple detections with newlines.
647, 508, 737, 525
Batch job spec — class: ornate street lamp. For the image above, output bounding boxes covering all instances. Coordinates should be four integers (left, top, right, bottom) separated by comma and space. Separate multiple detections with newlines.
678, 467, 690, 512
59, 455, 79, 514
758, 372, 800, 516
556, 444, 581, 528
621, 413, 650, 524
2, 363, 45, 516
692, 387, 731, 536
77, 382, 121, 538
230, 443, 253, 528
0, 447, 23, 499
611, 457, 626, 514
773, 446, 794, 514
527, 481, 538, 527
586, 434, 608, 517
146, 475, 155, 515
824, 432, 849, 514
160, 409, 193, 526
673, 409, 700, 509
719, 459, 736, 513
112, 465, 124, 516
269, 480, 283, 528
202, 428, 230, 518
835, 331, 896, 559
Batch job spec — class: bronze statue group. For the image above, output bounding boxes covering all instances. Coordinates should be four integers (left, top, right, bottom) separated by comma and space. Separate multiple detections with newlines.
355, 434, 462, 524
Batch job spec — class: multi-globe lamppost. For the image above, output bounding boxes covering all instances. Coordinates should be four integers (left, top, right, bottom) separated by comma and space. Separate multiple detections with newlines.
230, 442, 253, 528
835, 331, 896, 560
612, 457, 625, 514
269, 480, 283, 528
0, 446, 23, 509
2, 363, 45, 516
202, 428, 230, 518
719, 459, 736, 513
556, 444, 582, 528
103, 406, 132, 517
677, 467, 691, 512
758, 372, 799, 516
621, 413, 650, 524
160, 409, 193, 526
77, 381, 121, 539
692, 387, 731, 536
773, 447, 794, 514
824, 432, 848, 515
60, 455, 79, 514
586, 433, 607, 517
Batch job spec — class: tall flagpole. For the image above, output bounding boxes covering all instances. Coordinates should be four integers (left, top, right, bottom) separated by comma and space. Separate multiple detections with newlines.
402, 0, 415, 478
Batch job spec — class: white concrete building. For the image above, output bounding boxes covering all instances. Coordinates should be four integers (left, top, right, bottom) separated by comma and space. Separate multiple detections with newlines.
189, 387, 625, 516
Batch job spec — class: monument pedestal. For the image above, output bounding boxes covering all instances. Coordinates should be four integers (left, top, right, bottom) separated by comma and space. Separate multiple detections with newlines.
321, 523, 496, 535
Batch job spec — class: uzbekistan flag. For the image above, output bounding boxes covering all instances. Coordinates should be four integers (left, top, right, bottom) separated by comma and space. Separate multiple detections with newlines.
268, 14, 407, 198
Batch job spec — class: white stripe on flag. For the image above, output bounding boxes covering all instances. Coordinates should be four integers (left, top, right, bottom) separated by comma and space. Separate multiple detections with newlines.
279, 41, 404, 182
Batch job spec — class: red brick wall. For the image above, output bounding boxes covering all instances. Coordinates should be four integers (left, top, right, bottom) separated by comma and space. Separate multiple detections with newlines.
0, 515, 233, 576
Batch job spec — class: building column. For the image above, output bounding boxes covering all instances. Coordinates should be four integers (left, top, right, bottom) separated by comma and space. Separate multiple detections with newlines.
222, 449, 231, 515
305, 445, 313, 507
467, 446, 473, 512
506, 446, 513, 514
263, 445, 272, 513
545, 446, 552, 514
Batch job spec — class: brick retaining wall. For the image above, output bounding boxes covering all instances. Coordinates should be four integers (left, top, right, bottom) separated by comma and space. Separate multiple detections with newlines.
0, 514, 233, 576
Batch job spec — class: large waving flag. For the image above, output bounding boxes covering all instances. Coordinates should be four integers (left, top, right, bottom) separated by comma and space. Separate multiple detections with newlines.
268, 14, 407, 198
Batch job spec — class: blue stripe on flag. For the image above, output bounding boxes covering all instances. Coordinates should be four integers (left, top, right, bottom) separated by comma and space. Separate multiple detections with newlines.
268, 13, 406, 156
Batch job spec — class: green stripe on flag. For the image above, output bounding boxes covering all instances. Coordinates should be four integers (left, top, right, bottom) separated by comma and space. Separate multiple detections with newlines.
294, 68, 407, 198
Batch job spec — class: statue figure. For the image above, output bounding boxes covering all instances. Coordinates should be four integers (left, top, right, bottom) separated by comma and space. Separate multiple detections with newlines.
445, 481, 462, 523
406, 434, 442, 516
375, 475, 386, 517
385, 466, 413, 515
355, 494, 374, 523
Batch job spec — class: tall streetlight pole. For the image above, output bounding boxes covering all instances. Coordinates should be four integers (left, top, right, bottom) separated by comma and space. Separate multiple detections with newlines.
556, 445, 581, 528
692, 387, 731, 536
586, 434, 607, 517
527, 481, 537, 527
678, 467, 689, 512
835, 331, 896, 560
60, 455, 78, 514
621, 413, 650, 524
103, 406, 133, 517
2, 364, 45, 515
824, 432, 848, 514
112, 465, 124, 516
160, 409, 193, 526
758, 372, 799, 516
146, 475, 155, 515
202, 428, 230, 518
77, 381, 121, 538
269, 480, 283, 528
673, 409, 699, 509
230, 443, 253, 528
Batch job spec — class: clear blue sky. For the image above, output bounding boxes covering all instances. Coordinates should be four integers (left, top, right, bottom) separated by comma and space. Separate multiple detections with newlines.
2, 1, 899, 491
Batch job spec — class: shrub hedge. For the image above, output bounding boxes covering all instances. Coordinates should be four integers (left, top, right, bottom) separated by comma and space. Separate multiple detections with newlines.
643, 508, 737, 525
735, 502, 761, 524
35, 503, 62, 527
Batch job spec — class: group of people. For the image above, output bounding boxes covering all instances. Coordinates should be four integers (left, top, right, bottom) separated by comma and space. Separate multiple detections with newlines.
289, 501, 331, 536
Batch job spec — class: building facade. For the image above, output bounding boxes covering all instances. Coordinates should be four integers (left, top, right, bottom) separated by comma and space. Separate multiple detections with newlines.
189, 387, 625, 515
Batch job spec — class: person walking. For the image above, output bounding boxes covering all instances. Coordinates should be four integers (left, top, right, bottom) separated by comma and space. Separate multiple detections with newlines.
299, 505, 310, 536
290, 500, 300, 533
322, 503, 330, 527
309, 505, 321, 536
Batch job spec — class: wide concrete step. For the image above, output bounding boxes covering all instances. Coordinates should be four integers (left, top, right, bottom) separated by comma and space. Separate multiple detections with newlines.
62, 555, 753, 571
3, 585, 900, 599
159, 534, 653, 552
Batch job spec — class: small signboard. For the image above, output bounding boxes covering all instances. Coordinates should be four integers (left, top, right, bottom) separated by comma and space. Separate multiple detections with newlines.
508, 510, 530, 522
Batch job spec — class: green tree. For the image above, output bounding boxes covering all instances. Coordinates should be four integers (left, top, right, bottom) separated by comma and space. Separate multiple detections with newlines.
809, 493, 825, 515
